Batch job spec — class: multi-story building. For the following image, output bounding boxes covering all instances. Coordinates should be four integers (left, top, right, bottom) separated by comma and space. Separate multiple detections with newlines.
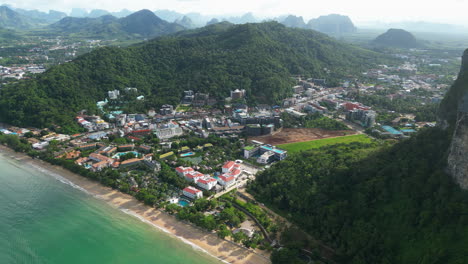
183, 186, 203, 199
217, 175, 236, 188
197, 177, 218, 190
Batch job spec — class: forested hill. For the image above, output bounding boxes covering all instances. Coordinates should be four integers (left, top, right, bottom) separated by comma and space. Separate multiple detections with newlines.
49, 9, 185, 39
251, 129, 468, 263
250, 50, 468, 263
0, 22, 386, 130
372, 28, 420, 48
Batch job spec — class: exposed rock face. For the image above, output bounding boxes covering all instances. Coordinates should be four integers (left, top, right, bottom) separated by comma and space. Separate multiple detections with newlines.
441, 49, 468, 189
447, 94, 468, 189
307, 14, 357, 35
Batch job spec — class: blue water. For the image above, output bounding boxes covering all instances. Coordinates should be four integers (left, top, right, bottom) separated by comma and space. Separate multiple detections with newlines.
0, 151, 222, 264
382, 126, 403, 135
180, 152, 195, 157
112, 151, 139, 159
178, 200, 190, 207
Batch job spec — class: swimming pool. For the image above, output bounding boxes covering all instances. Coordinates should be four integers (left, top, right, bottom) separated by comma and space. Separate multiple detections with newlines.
180, 152, 195, 157
178, 200, 190, 207
112, 151, 139, 159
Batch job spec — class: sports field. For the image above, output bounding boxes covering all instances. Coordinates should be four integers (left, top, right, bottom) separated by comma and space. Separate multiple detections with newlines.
278, 134, 373, 153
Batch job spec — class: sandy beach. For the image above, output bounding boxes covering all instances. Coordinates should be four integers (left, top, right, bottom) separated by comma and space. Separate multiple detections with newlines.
0, 146, 270, 264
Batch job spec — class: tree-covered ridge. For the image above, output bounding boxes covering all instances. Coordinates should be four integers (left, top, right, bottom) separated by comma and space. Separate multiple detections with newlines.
0, 22, 386, 129
250, 128, 468, 263
48, 9, 185, 39
372, 28, 420, 48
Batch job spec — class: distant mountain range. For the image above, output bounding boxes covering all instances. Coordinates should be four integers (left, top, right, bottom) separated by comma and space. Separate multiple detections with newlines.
360, 21, 468, 34
49, 9, 185, 38
372, 28, 421, 48
280, 14, 357, 35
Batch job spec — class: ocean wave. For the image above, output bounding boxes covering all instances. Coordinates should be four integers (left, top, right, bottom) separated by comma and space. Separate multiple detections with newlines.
27, 163, 91, 195
119, 208, 230, 264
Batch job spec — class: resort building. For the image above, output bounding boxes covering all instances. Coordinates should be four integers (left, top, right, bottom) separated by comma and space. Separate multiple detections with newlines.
100, 146, 117, 156
175, 166, 195, 177
118, 144, 135, 151
222, 161, 237, 173
79, 143, 97, 151
243, 145, 260, 159
257, 151, 275, 164
138, 145, 152, 153
183, 186, 203, 200
120, 158, 143, 168
184, 171, 205, 183
197, 177, 217, 191
217, 175, 236, 188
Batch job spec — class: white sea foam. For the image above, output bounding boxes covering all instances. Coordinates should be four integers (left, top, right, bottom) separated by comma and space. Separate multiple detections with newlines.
119, 208, 230, 264
27, 163, 91, 195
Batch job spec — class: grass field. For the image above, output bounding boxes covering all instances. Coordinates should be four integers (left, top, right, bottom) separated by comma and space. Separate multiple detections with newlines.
278, 134, 373, 153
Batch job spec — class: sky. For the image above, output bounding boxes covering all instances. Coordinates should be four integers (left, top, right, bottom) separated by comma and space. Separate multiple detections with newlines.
3, 0, 468, 25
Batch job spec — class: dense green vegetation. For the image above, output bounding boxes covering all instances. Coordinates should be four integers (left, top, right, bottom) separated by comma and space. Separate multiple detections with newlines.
372, 28, 420, 48
48, 10, 184, 39
278, 134, 372, 153
281, 112, 349, 130
251, 128, 468, 263
0, 22, 387, 129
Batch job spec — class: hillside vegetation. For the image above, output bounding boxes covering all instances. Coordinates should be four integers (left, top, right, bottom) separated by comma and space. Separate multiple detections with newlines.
251, 128, 468, 263
0, 22, 387, 130
48, 9, 185, 39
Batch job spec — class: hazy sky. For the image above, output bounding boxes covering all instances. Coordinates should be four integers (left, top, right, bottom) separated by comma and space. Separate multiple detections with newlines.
3, 0, 468, 25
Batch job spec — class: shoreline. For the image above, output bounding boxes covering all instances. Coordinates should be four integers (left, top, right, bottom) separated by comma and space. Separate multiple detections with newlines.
0, 146, 270, 264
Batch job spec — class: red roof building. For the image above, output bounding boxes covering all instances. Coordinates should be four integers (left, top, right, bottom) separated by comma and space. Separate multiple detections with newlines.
197, 177, 217, 190
183, 186, 203, 199
217, 174, 236, 187
222, 161, 236, 173
175, 166, 195, 177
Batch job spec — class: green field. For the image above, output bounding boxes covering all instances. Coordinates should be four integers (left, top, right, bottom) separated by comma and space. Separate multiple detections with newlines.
175, 105, 192, 112
278, 134, 373, 153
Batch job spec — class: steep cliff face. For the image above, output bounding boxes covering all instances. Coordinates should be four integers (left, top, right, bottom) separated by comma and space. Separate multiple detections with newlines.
440, 49, 468, 189
447, 94, 468, 189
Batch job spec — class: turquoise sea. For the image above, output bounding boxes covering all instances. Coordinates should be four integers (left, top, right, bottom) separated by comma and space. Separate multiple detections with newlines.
0, 152, 221, 264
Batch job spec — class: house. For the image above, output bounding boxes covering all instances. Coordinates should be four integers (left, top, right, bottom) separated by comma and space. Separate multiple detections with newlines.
175, 166, 195, 177
183, 186, 203, 199
197, 177, 217, 190
217, 174, 236, 188
75, 157, 89, 165
62, 150, 81, 160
